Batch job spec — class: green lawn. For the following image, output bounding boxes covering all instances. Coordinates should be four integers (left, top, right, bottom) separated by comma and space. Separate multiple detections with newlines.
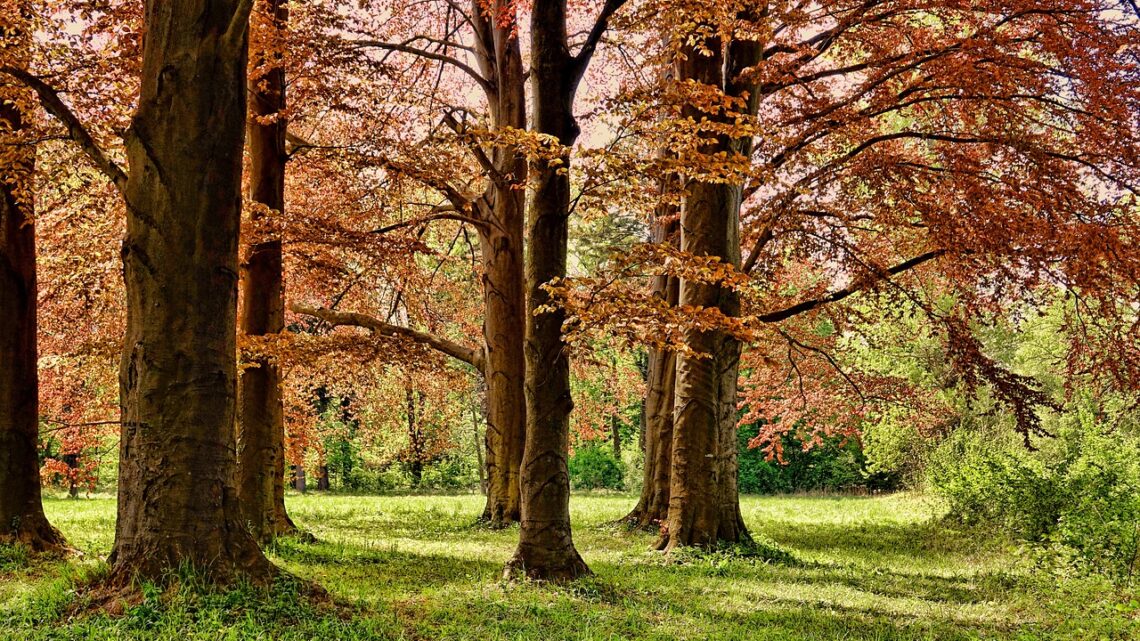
1, 492, 1134, 640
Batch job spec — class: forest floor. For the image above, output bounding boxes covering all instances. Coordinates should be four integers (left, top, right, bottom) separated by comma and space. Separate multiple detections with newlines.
1, 492, 1135, 640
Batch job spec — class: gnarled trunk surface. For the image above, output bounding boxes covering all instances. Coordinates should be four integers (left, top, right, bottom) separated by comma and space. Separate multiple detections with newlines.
237, 0, 297, 543
0, 50, 67, 552
109, 0, 275, 585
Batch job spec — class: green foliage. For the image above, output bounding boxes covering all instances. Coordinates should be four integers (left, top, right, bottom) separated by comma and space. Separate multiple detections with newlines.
929, 400, 1140, 585
417, 455, 481, 491
737, 423, 899, 494
567, 444, 625, 490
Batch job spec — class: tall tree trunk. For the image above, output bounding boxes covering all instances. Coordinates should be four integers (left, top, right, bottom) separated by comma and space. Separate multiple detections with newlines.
0, 27, 67, 551
109, 0, 276, 584
472, 1, 527, 527
659, 13, 763, 552
506, 0, 595, 582
237, 0, 297, 543
623, 183, 679, 530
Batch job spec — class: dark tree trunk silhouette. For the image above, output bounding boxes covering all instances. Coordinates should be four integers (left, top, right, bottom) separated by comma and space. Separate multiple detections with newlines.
0, 28, 67, 551
237, 0, 298, 543
624, 178, 679, 530
108, 0, 276, 584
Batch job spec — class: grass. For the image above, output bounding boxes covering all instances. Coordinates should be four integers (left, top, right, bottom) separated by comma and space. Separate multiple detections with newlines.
1, 492, 1136, 640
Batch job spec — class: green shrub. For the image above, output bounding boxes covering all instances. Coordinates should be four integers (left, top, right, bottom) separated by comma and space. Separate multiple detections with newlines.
736, 421, 897, 494
929, 411, 1140, 585
418, 456, 479, 491
568, 445, 625, 490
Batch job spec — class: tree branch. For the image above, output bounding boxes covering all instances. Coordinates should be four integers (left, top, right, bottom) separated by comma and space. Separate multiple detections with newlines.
571, 0, 628, 83
369, 208, 487, 235
756, 250, 944, 323
0, 67, 128, 193
348, 38, 495, 97
291, 305, 485, 372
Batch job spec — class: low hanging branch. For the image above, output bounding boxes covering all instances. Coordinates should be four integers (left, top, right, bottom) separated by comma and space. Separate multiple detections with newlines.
291, 304, 485, 372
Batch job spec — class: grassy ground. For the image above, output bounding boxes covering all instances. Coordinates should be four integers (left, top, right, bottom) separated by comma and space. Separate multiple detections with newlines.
1, 492, 1135, 640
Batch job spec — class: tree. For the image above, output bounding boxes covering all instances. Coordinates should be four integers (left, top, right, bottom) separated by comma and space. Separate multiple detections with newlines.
505, 0, 627, 581
237, 0, 298, 544
553, 0, 1140, 550
5, 0, 278, 584
657, 5, 764, 551
0, 0, 67, 553
288, 0, 530, 526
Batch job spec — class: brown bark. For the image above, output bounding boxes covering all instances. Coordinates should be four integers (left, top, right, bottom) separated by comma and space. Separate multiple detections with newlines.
659, 14, 763, 552
470, 1, 528, 527
623, 180, 680, 530
0, 35, 67, 552
294, 464, 306, 492
237, 0, 297, 544
108, 0, 276, 584
506, 0, 624, 582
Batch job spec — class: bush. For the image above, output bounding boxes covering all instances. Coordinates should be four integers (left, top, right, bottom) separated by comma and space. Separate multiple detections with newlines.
568, 445, 625, 490
736, 422, 898, 494
929, 410, 1140, 585
418, 456, 480, 491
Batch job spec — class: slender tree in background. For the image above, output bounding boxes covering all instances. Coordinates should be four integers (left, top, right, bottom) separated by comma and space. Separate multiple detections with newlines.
294, 0, 530, 526
238, 0, 299, 543
0, 1, 67, 553
5, 0, 278, 584
624, 155, 679, 530
506, 0, 626, 581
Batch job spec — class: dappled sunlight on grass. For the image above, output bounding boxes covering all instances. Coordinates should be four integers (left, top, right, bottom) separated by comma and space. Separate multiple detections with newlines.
0, 492, 1132, 640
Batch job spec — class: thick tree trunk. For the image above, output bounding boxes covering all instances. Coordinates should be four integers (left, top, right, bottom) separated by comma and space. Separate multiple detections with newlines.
237, 0, 297, 543
0, 50, 67, 552
506, 0, 590, 582
109, 0, 276, 585
659, 19, 762, 552
472, 1, 527, 527
661, 180, 748, 550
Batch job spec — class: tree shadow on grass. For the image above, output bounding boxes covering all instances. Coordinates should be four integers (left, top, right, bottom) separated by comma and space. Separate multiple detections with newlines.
270, 537, 504, 593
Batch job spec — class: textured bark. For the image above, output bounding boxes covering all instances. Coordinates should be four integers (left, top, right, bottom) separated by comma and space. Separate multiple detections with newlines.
471, 2, 528, 527
506, 0, 593, 582
237, 0, 297, 543
109, 0, 276, 584
623, 182, 679, 530
0, 46, 67, 552
660, 17, 763, 552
